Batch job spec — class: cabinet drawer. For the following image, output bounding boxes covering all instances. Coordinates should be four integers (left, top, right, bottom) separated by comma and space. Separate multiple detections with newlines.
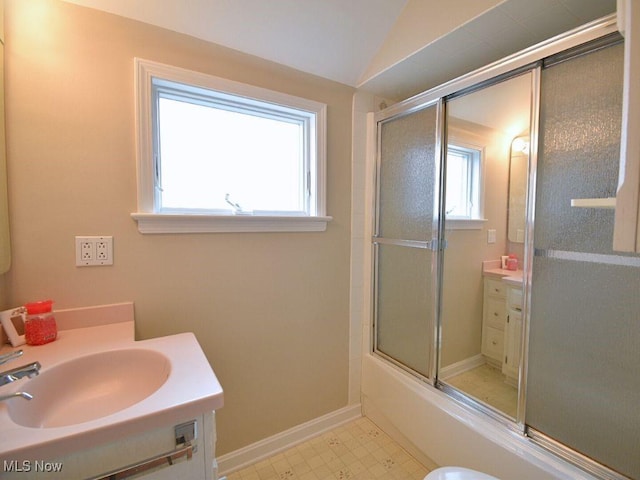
485, 278, 506, 298
482, 326, 504, 361
485, 297, 506, 329
508, 287, 523, 310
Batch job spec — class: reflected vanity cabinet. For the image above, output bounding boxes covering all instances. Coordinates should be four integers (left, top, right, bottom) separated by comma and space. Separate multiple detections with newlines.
502, 281, 523, 384
481, 273, 523, 384
481, 277, 507, 366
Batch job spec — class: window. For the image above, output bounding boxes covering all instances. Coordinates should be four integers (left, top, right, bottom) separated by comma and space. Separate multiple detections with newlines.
445, 143, 484, 228
132, 59, 330, 233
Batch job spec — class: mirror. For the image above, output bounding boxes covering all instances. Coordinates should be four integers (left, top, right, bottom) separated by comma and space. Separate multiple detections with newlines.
439, 72, 532, 420
508, 136, 529, 243
0, 1, 10, 274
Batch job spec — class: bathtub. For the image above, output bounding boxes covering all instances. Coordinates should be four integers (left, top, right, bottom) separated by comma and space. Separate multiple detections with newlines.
361, 354, 599, 480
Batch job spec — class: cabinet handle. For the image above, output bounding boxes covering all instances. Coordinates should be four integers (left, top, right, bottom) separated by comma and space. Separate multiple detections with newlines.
90, 443, 194, 480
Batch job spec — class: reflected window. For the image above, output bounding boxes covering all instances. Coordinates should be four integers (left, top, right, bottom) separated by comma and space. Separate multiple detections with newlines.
445, 144, 482, 219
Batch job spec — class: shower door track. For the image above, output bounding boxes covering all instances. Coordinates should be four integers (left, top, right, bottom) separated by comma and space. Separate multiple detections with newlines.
526, 428, 633, 480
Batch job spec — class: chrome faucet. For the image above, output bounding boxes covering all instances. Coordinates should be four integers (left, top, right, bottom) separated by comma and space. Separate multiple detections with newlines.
0, 353, 39, 402
0, 361, 41, 387
0, 349, 23, 366
0, 391, 33, 402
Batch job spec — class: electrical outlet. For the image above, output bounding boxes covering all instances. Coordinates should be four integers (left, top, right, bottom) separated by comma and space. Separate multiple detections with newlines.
76, 236, 113, 266
80, 241, 95, 261
96, 241, 108, 260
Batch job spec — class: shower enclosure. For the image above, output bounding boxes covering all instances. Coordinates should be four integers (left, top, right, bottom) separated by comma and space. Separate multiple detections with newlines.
370, 17, 639, 480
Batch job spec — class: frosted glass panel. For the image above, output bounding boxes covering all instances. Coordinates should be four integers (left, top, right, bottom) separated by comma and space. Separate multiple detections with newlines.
534, 43, 623, 253
374, 102, 439, 379
378, 105, 438, 241
528, 259, 640, 477
376, 244, 431, 377
527, 42, 640, 479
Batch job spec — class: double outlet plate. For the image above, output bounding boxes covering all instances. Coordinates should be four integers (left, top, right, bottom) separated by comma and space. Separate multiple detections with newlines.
75, 236, 113, 266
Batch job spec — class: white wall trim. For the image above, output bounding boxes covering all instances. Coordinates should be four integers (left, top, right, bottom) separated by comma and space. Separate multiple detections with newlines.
445, 218, 488, 230
133, 57, 329, 231
131, 213, 332, 234
217, 405, 362, 476
439, 354, 486, 380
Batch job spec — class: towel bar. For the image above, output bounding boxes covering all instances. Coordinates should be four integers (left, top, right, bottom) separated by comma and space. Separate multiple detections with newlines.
90, 442, 194, 480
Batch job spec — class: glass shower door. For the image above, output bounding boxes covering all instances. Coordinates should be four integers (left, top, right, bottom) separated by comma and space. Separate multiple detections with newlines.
526, 40, 640, 479
373, 101, 442, 380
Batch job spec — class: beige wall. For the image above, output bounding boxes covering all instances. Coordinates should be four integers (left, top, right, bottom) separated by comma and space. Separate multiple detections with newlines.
4, 0, 354, 454
441, 121, 510, 368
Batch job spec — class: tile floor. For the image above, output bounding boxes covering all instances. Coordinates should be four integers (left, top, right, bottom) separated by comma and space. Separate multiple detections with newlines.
224, 417, 432, 480
445, 363, 518, 418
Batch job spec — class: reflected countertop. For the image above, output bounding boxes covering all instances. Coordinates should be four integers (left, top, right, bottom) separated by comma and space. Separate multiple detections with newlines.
483, 261, 524, 287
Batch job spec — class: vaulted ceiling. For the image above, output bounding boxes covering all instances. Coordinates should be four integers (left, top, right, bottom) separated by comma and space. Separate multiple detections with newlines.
62, 0, 617, 100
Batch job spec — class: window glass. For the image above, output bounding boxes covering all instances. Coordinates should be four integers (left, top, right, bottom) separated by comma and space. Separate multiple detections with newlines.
157, 96, 305, 214
445, 144, 481, 219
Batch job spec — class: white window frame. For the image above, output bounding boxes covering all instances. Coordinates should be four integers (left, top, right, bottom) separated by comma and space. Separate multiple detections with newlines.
131, 58, 331, 233
445, 141, 487, 230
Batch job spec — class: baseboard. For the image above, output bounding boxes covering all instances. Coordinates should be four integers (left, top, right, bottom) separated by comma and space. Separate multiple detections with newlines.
439, 354, 485, 380
217, 404, 362, 476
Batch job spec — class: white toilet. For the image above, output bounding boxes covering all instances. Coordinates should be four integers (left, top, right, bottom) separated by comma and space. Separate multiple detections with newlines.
424, 466, 500, 480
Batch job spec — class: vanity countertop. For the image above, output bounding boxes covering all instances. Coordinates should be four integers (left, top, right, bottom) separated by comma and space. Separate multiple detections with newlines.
0, 302, 224, 462
482, 260, 523, 286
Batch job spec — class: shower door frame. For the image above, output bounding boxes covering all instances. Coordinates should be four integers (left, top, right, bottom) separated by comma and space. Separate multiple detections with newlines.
371, 97, 445, 384
524, 36, 634, 480
369, 10, 620, 443
373, 64, 542, 428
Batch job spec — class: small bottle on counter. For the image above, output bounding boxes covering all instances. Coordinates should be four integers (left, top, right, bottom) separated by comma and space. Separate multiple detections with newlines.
24, 300, 57, 346
506, 254, 518, 271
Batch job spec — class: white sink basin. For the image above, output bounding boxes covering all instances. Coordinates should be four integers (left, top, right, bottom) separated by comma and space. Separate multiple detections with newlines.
8, 349, 171, 428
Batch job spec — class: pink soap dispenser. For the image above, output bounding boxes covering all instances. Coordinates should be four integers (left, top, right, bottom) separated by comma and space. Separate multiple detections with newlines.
24, 300, 57, 346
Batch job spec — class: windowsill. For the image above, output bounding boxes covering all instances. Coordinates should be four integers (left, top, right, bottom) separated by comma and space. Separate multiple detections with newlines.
131, 213, 332, 233
445, 218, 487, 230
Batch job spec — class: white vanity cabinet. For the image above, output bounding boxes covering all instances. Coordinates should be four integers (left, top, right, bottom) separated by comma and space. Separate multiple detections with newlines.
0, 308, 223, 480
481, 277, 507, 366
2, 412, 218, 480
502, 284, 523, 384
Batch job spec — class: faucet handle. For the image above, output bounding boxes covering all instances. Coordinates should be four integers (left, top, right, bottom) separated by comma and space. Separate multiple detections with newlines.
0, 349, 23, 366
0, 361, 41, 387
0, 391, 33, 402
